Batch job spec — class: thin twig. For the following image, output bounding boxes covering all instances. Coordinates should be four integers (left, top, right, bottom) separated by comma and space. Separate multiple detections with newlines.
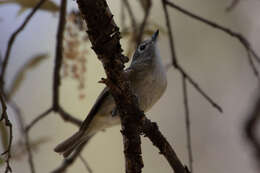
25, 108, 53, 132
79, 154, 93, 173
76, 0, 145, 172
0, 93, 12, 173
120, 0, 126, 30
0, 0, 47, 91
57, 107, 82, 126
226, 0, 240, 12
244, 91, 260, 169
137, 0, 152, 44
25, 0, 80, 137
246, 49, 260, 80
51, 141, 87, 173
141, 117, 189, 173
162, 0, 178, 67
10, 101, 35, 173
122, 0, 137, 31
164, 0, 260, 66
182, 76, 193, 172
161, 0, 222, 113
178, 66, 223, 113
53, 0, 67, 111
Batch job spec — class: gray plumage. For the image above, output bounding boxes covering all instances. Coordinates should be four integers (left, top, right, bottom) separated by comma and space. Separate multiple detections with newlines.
54, 30, 167, 157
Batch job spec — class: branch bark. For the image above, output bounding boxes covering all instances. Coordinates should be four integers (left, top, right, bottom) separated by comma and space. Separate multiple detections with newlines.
76, 0, 144, 172
75, 1, 190, 173
141, 117, 189, 173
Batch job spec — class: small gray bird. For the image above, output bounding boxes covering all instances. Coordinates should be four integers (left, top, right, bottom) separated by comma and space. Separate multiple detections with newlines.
54, 30, 167, 157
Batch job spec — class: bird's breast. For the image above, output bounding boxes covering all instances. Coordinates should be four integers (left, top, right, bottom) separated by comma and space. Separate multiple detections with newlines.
132, 63, 167, 112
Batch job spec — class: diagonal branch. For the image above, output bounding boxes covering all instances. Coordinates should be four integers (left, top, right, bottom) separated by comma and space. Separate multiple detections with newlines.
141, 117, 189, 173
0, 0, 47, 91
79, 154, 93, 173
165, 0, 260, 74
25, 108, 53, 132
76, 0, 145, 172
51, 141, 88, 173
182, 75, 193, 172
161, 0, 222, 113
10, 101, 35, 173
226, 0, 240, 12
178, 66, 223, 113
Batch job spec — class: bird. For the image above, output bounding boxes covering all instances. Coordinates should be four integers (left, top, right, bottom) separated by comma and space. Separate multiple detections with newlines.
54, 30, 167, 157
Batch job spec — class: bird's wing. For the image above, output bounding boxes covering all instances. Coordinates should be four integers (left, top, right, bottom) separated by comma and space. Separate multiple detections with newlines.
78, 67, 135, 132
79, 87, 110, 132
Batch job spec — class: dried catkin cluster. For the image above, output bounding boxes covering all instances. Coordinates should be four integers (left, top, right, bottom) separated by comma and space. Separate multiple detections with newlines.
62, 11, 89, 99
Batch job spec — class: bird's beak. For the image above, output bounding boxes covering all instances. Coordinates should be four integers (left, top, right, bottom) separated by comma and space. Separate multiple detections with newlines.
151, 30, 159, 42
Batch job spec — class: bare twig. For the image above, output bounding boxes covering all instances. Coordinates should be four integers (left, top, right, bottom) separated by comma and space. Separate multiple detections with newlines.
122, 0, 137, 31
164, 0, 260, 71
79, 154, 93, 173
51, 141, 87, 173
0, 93, 12, 173
141, 117, 189, 173
226, 0, 240, 12
53, 0, 67, 111
10, 101, 35, 173
25, 0, 81, 137
57, 107, 82, 126
0, 0, 47, 91
246, 49, 260, 80
120, 0, 126, 30
161, 0, 222, 113
162, 0, 178, 67
25, 108, 52, 132
0, 3, 47, 169
244, 91, 260, 169
76, 0, 146, 172
178, 66, 223, 113
182, 76, 193, 172
137, 0, 152, 44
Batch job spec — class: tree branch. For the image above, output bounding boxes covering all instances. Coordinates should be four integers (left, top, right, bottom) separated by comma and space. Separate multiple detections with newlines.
226, 0, 240, 12
244, 91, 260, 169
51, 141, 87, 173
162, 0, 223, 113
141, 117, 189, 173
122, 0, 137, 32
164, 0, 260, 76
79, 154, 92, 173
0, 93, 12, 173
75, 0, 146, 172
10, 101, 35, 173
136, 0, 152, 44
162, 0, 178, 67
53, 0, 67, 111
0, 0, 47, 91
25, 108, 53, 132
182, 75, 193, 172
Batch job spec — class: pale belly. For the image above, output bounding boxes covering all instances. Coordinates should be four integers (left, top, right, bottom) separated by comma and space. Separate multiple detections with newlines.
87, 64, 167, 135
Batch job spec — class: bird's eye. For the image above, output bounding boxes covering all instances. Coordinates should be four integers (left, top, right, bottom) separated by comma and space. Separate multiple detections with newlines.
139, 44, 146, 51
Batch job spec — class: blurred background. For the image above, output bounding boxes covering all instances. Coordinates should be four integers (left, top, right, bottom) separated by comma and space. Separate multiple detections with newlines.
0, 0, 260, 172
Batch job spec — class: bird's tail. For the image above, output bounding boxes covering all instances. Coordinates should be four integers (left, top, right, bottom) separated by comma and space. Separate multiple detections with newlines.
54, 131, 91, 157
